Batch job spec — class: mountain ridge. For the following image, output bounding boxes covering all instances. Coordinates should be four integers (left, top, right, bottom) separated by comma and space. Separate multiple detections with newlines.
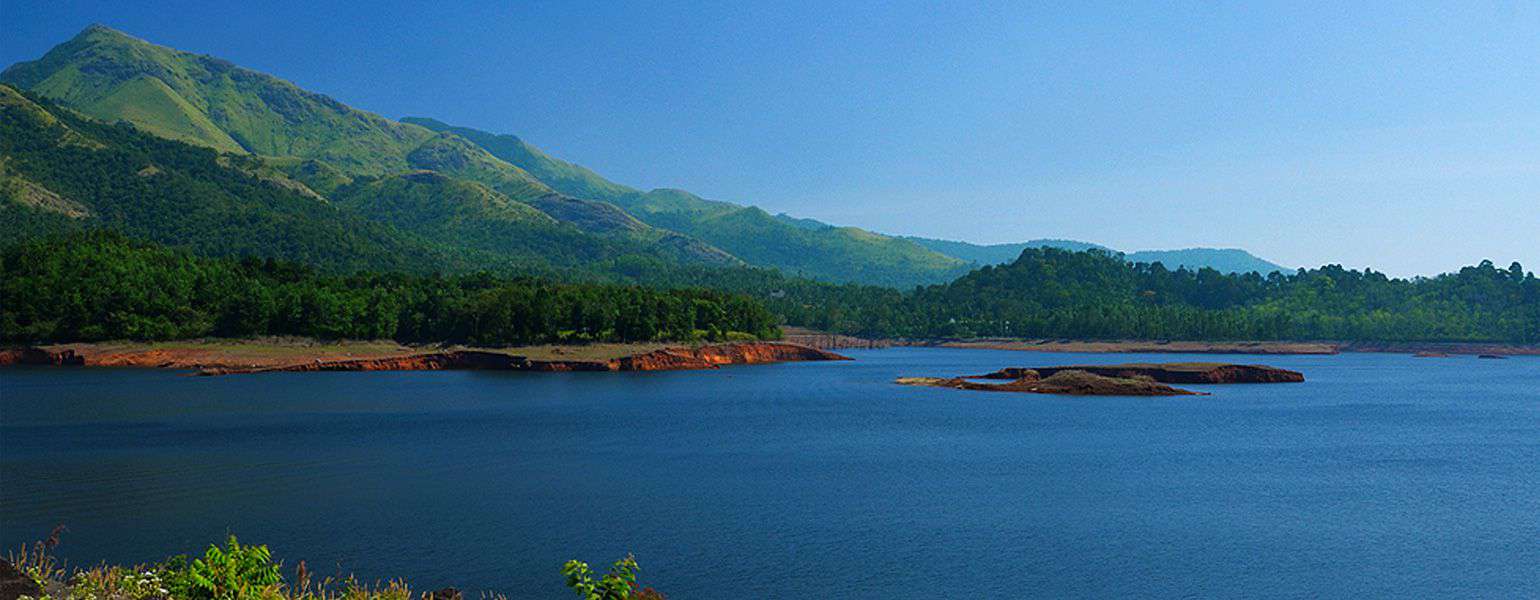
905, 236, 1289, 274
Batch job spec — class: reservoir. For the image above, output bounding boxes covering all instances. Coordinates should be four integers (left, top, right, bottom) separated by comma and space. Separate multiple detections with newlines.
3, 348, 1537, 598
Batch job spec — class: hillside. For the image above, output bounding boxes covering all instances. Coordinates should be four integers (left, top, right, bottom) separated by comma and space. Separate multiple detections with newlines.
402, 117, 636, 201
1, 25, 742, 268
0, 85, 745, 277
0, 83, 481, 273
1, 24, 434, 175
405, 118, 972, 287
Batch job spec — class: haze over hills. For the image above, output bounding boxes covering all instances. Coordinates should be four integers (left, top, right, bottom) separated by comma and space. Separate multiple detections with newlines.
903, 237, 1290, 274
3, 24, 1291, 287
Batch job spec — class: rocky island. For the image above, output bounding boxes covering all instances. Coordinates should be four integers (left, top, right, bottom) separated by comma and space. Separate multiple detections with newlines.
897, 362, 1304, 396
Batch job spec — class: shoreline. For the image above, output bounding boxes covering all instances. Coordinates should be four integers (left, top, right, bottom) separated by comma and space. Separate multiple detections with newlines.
0, 339, 851, 374
783, 330, 1540, 356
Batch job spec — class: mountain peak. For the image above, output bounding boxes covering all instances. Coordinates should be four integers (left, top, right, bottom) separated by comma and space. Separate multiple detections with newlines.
67, 23, 148, 48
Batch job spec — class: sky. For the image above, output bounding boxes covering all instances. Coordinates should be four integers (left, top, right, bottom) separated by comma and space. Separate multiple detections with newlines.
3, 0, 1537, 276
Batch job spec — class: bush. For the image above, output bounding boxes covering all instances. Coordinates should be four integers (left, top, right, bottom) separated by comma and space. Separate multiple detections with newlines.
560, 555, 664, 600
161, 536, 282, 600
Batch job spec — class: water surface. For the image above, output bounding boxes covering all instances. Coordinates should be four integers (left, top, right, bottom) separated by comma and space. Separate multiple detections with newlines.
3, 349, 1537, 598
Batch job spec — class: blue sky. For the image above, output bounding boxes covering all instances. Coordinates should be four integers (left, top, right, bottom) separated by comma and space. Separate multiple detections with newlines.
4, 0, 1537, 275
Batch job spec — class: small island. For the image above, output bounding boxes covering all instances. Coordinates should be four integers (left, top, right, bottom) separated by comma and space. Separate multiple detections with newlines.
897, 362, 1304, 396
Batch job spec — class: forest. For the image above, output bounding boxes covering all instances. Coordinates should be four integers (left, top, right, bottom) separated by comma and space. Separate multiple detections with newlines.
0, 232, 780, 344
6, 232, 1534, 346
744, 247, 1540, 344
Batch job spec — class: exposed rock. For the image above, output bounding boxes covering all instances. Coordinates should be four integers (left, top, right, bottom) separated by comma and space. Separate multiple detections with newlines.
1478, 354, 1509, 360
1413, 351, 1451, 358
897, 370, 1203, 396
428, 588, 462, 600
977, 362, 1303, 384
0, 347, 84, 366
0, 559, 43, 600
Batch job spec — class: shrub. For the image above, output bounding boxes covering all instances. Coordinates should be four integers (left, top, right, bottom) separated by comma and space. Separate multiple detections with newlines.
560, 555, 663, 600
161, 536, 282, 600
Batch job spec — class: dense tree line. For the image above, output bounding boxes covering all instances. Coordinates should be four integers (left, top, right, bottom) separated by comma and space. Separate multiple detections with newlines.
717, 247, 1538, 343
0, 232, 779, 344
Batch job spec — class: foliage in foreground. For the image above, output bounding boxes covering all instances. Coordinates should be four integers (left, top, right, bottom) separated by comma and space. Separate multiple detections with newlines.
8, 532, 663, 600
0, 231, 779, 345
560, 556, 664, 600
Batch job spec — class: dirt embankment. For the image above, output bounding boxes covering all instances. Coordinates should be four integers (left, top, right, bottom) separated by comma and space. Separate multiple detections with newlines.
1338, 341, 1540, 356
0, 347, 84, 366
1, 341, 850, 375
205, 342, 849, 375
1, 340, 849, 375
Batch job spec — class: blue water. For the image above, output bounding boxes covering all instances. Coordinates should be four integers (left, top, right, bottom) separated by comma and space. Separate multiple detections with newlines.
2, 349, 1538, 598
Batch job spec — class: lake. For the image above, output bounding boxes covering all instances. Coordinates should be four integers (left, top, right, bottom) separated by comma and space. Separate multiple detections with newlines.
2, 348, 1537, 598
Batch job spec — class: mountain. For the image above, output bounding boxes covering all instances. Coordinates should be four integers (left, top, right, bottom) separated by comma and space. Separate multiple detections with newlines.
0, 83, 472, 273
403, 118, 971, 287
1, 24, 433, 175
906, 236, 1288, 274
0, 84, 746, 278
401, 117, 634, 202
1121, 248, 1290, 275
0, 25, 742, 267
905, 237, 1111, 266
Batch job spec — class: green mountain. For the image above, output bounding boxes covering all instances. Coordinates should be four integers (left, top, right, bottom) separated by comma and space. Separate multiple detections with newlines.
404, 118, 971, 287
1, 24, 434, 175
0, 84, 473, 273
0, 84, 743, 277
1, 25, 741, 267
906, 236, 1288, 274
401, 117, 634, 202
331, 171, 737, 267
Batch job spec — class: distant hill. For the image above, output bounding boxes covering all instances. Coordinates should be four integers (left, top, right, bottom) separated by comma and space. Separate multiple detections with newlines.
906, 236, 1288, 274
1122, 248, 1289, 275
403, 118, 972, 287
905, 237, 1110, 266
